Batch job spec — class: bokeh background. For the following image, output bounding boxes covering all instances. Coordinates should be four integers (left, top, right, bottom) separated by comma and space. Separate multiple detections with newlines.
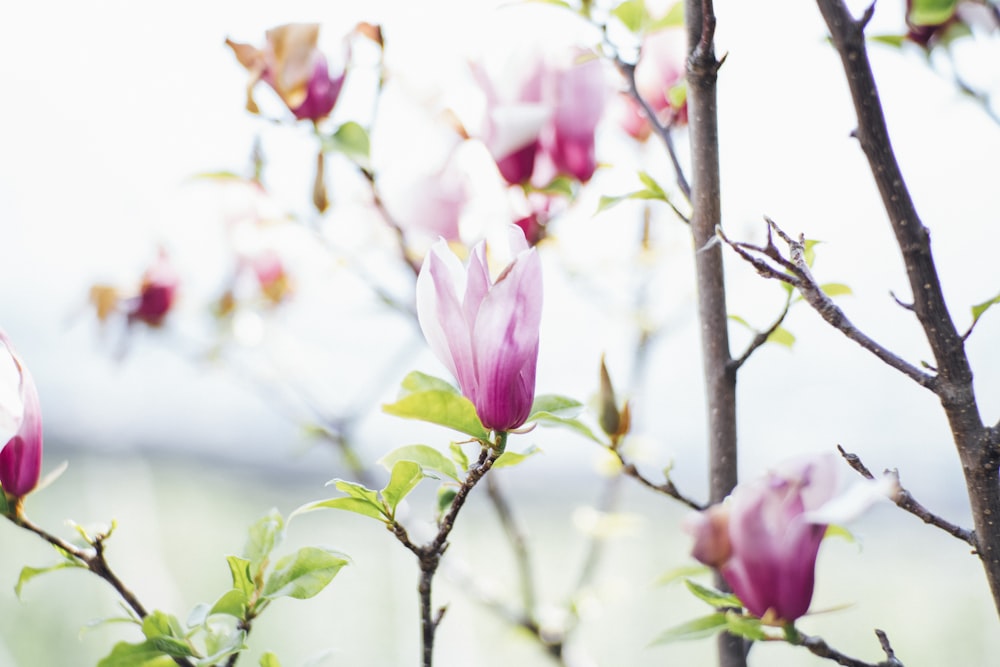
1, 0, 999, 665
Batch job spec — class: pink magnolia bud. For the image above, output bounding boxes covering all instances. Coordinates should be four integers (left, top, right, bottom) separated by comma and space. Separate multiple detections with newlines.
227, 23, 346, 122
685, 454, 839, 622
0, 332, 43, 500
416, 226, 543, 432
129, 253, 179, 327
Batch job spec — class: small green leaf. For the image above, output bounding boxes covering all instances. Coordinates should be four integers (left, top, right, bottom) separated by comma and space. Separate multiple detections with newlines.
803, 239, 821, 267
142, 612, 194, 658
15, 561, 82, 598
654, 564, 711, 586
684, 579, 742, 608
383, 391, 488, 439
243, 509, 285, 578
908, 0, 957, 26
186, 603, 211, 629
971, 291, 1000, 324
596, 194, 630, 213
260, 652, 283, 667
724, 610, 768, 641
869, 33, 907, 48
209, 588, 248, 619
528, 394, 584, 420
650, 613, 727, 645
437, 487, 458, 517
766, 327, 796, 348
637, 171, 666, 199
449, 442, 470, 472
494, 446, 541, 469
824, 523, 856, 543
378, 444, 460, 482
728, 314, 752, 330
330, 479, 381, 505
819, 283, 853, 298
294, 496, 388, 522
381, 460, 424, 514
0, 491, 8, 515
612, 0, 649, 32
199, 623, 247, 665
530, 175, 574, 197
530, 412, 603, 443
97, 640, 174, 667
666, 81, 687, 110
323, 121, 371, 166
226, 556, 255, 598
399, 371, 458, 395
650, 1, 684, 29
262, 547, 349, 601
189, 171, 243, 182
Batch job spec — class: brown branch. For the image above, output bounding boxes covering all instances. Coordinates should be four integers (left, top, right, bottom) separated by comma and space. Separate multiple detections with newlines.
616, 454, 705, 510
836, 445, 976, 547
729, 296, 792, 371
389, 444, 500, 667
795, 628, 904, 667
8, 511, 195, 667
719, 219, 938, 390
815, 0, 1000, 615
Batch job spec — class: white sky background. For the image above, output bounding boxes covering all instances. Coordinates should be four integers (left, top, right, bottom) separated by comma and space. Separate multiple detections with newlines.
0, 0, 997, 513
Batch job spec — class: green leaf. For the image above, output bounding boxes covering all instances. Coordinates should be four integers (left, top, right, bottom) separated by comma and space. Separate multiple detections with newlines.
724, 610, 768, 641
728, 314, 751, 330
971, 290, 1000, 325
378, 444, 460, 482
383, 390, 488, 439
612, 0, 649, 32
226, 556, 255, 599
199, 623, 247, 665
530, 412, 603, 443
15, 561, 82, 598
824, 523, 857, 543
908, 0, 957, 26
766, 326, 796, 348
381, 460, 424, 515
323, 121, 371, 166
97, 640, 175, 667
494, 446, 541, 469
654, 564, 711, 586
528, 394, 584, 420
437, 487, 458, 517
330, 479, 381, 505
400, 371, 459, 395
449, 442, 470, 472
243, 509, 285, 579
684, 579, 742, 609
666, 81, 687, 110
262, 547, 349, 601
260, 652, 283, 667
294, 496, 388, 522
637, 171, 666, 199
869, 33, 907, 48
650, 1, 684, 29
596, 194, 630, 213
0, 491, 8, 515
209, 588, 248, 619
650, 613, 727, 645
530, 175, 574, 197
803, 239, 821, 267
142, 612, 194, 658
820, 283, 853, 298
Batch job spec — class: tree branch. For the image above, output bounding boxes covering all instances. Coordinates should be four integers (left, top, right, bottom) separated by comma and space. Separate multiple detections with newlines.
814, 0, 1000, 615
794, 628, 904, 667
836, 445, 977, 548
729, 296, 791, 371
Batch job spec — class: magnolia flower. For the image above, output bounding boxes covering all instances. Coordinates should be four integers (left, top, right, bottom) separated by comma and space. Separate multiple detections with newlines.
227, 23, 346, 122
416, 226, 543, 432
475, 48, 607, 186
0, 332, 42, 500
128, 252, 179, 327
620, 29, 687, 140
684, 453, 892, 623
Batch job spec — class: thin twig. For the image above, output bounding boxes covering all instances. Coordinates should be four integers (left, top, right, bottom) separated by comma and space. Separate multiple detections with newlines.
796, 628, 904, 667
729, 296, 792, 371
836, 445, 977, 548
8, 512, 196, 667
614, 453, 704, 510
718, 219, 938, 391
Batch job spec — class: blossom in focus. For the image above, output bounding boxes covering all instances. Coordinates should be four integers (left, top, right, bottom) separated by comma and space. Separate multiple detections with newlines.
684, 453, 892, 623
416, 226, 543, 432
475, 48, 607, 186
620, 29, 687, 140
226, 23, 346, 122
0, 332, 42, 500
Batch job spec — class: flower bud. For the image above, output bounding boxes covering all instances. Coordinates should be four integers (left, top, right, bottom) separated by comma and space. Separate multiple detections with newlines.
0, 332, 43, 500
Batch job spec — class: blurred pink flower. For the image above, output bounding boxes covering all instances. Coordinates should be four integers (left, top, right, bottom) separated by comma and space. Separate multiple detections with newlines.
475, 48, 607, 186
416, 226, 543, 432
620, 29, 687, 140
128, 252, 179, 327
685, 453, 890, 623
0, 332, 42, 500
227, 23, 346, 122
